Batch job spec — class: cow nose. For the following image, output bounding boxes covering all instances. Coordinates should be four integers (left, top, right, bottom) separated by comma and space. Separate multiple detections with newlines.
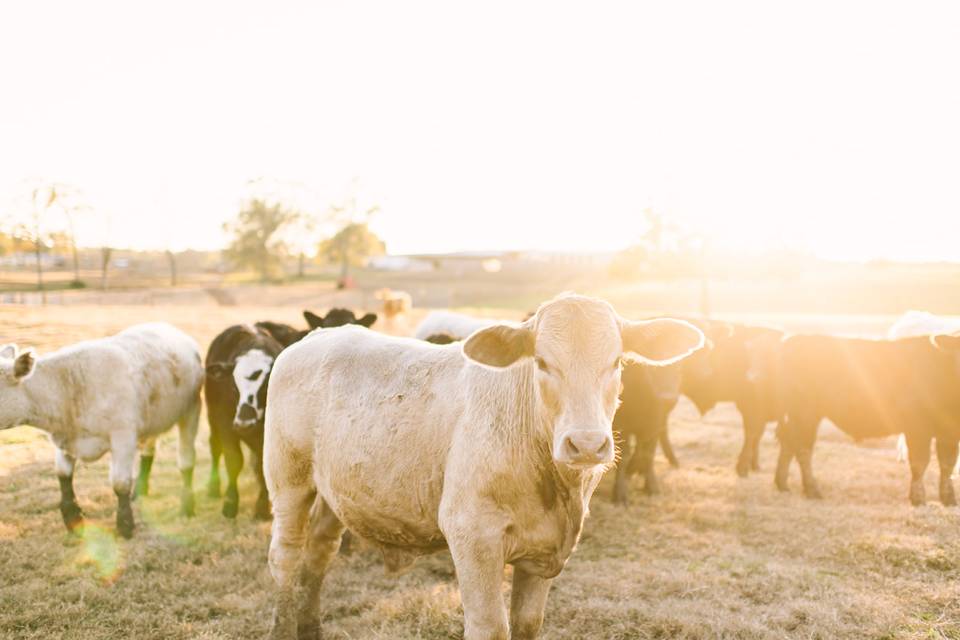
558, 430, 614, 466
234, 403, 259, 428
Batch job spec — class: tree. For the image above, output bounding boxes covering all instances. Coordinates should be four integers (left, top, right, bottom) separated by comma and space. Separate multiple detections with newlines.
223, 199, 302, 282
317, 222, 386, 283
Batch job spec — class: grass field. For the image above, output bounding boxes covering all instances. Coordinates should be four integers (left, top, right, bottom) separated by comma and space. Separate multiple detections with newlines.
2, 300, 960, 639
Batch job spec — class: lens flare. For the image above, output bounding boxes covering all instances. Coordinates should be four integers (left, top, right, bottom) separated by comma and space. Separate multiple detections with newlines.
74, 524, 124, 584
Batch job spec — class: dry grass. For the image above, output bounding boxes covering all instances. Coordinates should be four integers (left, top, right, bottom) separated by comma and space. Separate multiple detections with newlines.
2, 303, 960, 639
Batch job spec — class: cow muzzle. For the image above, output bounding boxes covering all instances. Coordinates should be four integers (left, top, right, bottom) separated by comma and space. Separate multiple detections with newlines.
554, 429, 615, 467
233, 403, 260, 429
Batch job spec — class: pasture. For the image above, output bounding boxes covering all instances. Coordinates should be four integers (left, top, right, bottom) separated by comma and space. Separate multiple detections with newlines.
2, 294, 960, 639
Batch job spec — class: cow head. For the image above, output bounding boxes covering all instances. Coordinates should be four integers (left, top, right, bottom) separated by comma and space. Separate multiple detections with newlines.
304, 308, 378, 330
461, 295, 704, 470
0, 344, 37, 430
207, 348, 275, 430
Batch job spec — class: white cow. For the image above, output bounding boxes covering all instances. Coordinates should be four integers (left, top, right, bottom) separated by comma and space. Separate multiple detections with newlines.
413, 310, 507, 341
263, 294, 704, 639
0, 323, 203, 538
888, 311, 960, 470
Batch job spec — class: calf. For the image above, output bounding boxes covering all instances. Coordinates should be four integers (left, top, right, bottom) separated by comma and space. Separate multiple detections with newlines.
0, 323, 202, 538
612, 361, 684, 503
205, 309, 378, 518
679, 320, 784, 476
263, 294, 703, 639
775, 333, 960, 505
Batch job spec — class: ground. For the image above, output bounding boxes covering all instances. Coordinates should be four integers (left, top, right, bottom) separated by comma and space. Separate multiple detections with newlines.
2, 292, 960, 639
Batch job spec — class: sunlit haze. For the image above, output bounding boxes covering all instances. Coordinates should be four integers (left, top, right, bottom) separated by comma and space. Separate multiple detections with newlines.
2, 1, 958, 260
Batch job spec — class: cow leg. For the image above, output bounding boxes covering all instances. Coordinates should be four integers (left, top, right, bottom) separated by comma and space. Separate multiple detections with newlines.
794, 418, 822, 499
612, 432, 633, 505
636, 434, 660, 496
737, 411, 764, 477
659, 424, 680, 468
55, 448, 84, 533
177, 399, 200, 517
509, 567, 553, 640
447, 531, 509, 640
905, 431, 932, 505
267, 484, 315, 640
774, 417, 797, 493
221, 433, 244, 519
252, 441, 272, 521
110, 430, 137, 539
207, 419, 223, 498
133, 437, 157, 499
935, 437, 959, 506
297, 498, 345, 640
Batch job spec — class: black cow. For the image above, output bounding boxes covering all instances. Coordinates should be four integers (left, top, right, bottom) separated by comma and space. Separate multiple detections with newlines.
678, 320, 785, 476
205, 308, 378, 518
612, 361, 684, 503
775, 333, 960, 505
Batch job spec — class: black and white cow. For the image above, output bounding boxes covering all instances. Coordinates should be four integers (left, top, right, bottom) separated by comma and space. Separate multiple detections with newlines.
205, 309, 378, 519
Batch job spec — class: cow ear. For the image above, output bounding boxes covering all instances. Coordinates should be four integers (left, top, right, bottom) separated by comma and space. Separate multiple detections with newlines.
13, 348, 36, 381
0, 344, 16, 359
621, 318, 705, 366
462, 324, 534, 368
932, 334, 960, 352
303, 310, 324, 329
206, 362, 235, 378
357, 313, 377, 328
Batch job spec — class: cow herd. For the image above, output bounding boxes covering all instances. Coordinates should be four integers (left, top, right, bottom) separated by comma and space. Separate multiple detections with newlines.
2, 295, 960, 640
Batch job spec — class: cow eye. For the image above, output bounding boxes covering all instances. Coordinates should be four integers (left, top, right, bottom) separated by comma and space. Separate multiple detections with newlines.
535, 356, 550, 373
247, 370, 262, 381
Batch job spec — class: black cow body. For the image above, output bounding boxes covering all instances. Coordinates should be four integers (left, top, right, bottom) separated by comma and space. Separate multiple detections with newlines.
205, 308, 378, 519
612, 361, 683, 503
775, 334, 960, 505
679, 320, 784, 477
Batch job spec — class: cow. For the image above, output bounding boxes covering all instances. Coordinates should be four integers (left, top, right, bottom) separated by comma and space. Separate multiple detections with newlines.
888, 311, 960, 465
413, 310, 504, 341
205, 309, 378, 518
774, 333, 960, 505
374, 288, 412, 330
678, 320, 785, 476
611, 360, 684, 503
0, 323, 202, 538
262, 294, 704, 640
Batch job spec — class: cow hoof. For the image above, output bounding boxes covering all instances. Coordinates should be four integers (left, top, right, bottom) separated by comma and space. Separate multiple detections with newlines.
60, 503, 85, 533
643, 483, 660, 497
116, 515, 135, 539
223, 500, 239, 519
736, 464, 749, 478
942, 495, 957, 507
181, 493, 196, 518
297, 621, 321, 640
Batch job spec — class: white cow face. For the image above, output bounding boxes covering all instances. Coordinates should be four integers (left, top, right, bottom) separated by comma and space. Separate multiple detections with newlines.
0, 344, 37, 430
462, 295, 704, 471
232, 349, 274, 429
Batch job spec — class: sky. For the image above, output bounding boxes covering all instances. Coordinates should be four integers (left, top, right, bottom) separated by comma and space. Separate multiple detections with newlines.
1, 1, 958, 260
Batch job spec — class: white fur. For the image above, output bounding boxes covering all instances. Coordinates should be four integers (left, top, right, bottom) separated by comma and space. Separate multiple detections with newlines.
413, 310, 506, 341
263, 295, 704, 639
231, 348, 274, 426
0, 322, 203, 496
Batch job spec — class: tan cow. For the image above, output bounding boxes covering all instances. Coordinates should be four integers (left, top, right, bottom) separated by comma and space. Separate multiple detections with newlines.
263, 294, 704, 640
